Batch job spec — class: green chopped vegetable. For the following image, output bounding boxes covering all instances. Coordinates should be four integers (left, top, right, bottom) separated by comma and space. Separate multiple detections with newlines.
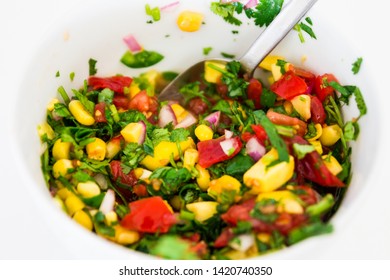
120, 50, 164, 68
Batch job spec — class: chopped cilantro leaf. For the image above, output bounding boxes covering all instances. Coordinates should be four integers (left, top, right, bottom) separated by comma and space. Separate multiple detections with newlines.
203, 47, 213, 55
88, 58, 98, 76
352, 57, 363, 75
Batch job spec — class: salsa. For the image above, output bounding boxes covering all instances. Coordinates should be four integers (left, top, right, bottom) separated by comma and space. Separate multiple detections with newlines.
38, 55, 365, 260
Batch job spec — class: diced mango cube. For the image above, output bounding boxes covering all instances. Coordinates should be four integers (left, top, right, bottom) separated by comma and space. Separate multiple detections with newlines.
244, 148, 294, 193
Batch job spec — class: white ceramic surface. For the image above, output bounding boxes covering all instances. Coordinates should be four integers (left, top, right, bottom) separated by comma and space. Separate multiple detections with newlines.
1, 0, 389, 259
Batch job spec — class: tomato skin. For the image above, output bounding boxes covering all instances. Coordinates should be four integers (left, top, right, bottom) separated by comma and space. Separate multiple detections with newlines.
251, 124, 268, 144
271, 71, 308, 100
288, 136, 345, 187
113, 94, 129, 110
121, 197, 176, 233
314, 73, 338, 102
197, 136, 242, 168
110, 160, 137, 187
188, 97, 209, 115
247, 78, 263, 109
310, 95, 326, 124
128, 90, 158, 114
94, 102, 107, 123
88, 76, 132, 94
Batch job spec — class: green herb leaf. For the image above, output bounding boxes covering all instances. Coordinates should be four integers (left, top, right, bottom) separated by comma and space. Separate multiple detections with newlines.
253, 110, 289, 162
88, 58, 98, 76
352, 57, 363, 75
293, 143, 316, 160
121, 50, 164, 69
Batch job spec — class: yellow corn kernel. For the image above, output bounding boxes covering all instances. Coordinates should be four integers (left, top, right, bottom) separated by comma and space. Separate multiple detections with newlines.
115, 226, 140, 245
183, 148, 199, 169
104, 211, 118, 226
291, 94, 311, 121
259, 55, 285, 71
68, 100, 95, 126
52, 159, 74, 178
319, 124, 342, 146
322, 154, 343, 176
37, 122, 55, 140
73, 210, 93, 231
257, 233, 271, 244
171, 103, 189, 123
195, 124, 214, 141
208, 175, 241, 202
77, 181, 101, 198
195, 164, 210, 191
65, 195, 85, 216
244, 148, 295, 194
86, 138, 106, 161
186, 201, 218, 222
47, 98, 60, 111
52, 139, 72, 160
56, 187, 73, 200
277, 198, 304, 214
120, 122, 144, 143
307, 124, 323, 141
205, 61, 226, 83
177, 11, 204, 32
310, 140, 323, 155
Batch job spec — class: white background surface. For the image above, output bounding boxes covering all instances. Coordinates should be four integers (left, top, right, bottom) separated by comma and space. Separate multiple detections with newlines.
0, 0, 389, 260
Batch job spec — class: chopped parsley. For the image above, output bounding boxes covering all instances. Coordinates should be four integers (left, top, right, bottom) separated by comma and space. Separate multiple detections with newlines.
294, 17, 317, 43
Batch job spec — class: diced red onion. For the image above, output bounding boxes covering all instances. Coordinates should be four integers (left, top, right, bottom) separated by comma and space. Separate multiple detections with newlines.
160, 1, 180, 11
246, 137, 266, 161
137, 121, 146, 145
224, 129, 233, 139
220, 138, 239, 156
204, 111, 221, 129
123, 34, 142, 52
158, 104, 177, 127
175, 112, 197, 128
245, 0, 258, 9
99, 189, 115, 214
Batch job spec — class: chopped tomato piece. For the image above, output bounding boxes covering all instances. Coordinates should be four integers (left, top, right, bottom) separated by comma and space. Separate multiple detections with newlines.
110, 160, 137, 187
247, 78, 263, 109
314, 73, 338, 102
251, 124, 268, 144
310, 95, 326, 124
88, 76, 132, 94
113, 94, 129, 110
121, 197, 177, 233
128, 90, 158, 113
94, 102, 107, 123
288, 136, 345, 187
197, 136, 242, 168
271, 71, 308, 100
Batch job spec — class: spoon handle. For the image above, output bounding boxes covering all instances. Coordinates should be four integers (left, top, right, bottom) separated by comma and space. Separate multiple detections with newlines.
239, 0, 318, 75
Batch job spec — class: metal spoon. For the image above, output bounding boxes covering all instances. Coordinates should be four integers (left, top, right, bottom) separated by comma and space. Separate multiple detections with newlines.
158, 0, 318, 103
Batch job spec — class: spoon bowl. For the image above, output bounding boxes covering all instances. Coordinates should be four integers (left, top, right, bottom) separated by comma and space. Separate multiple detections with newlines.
158, 0, 318, 103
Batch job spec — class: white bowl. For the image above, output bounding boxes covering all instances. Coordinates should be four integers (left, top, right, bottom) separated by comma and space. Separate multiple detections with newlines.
8, 0, 384, 259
